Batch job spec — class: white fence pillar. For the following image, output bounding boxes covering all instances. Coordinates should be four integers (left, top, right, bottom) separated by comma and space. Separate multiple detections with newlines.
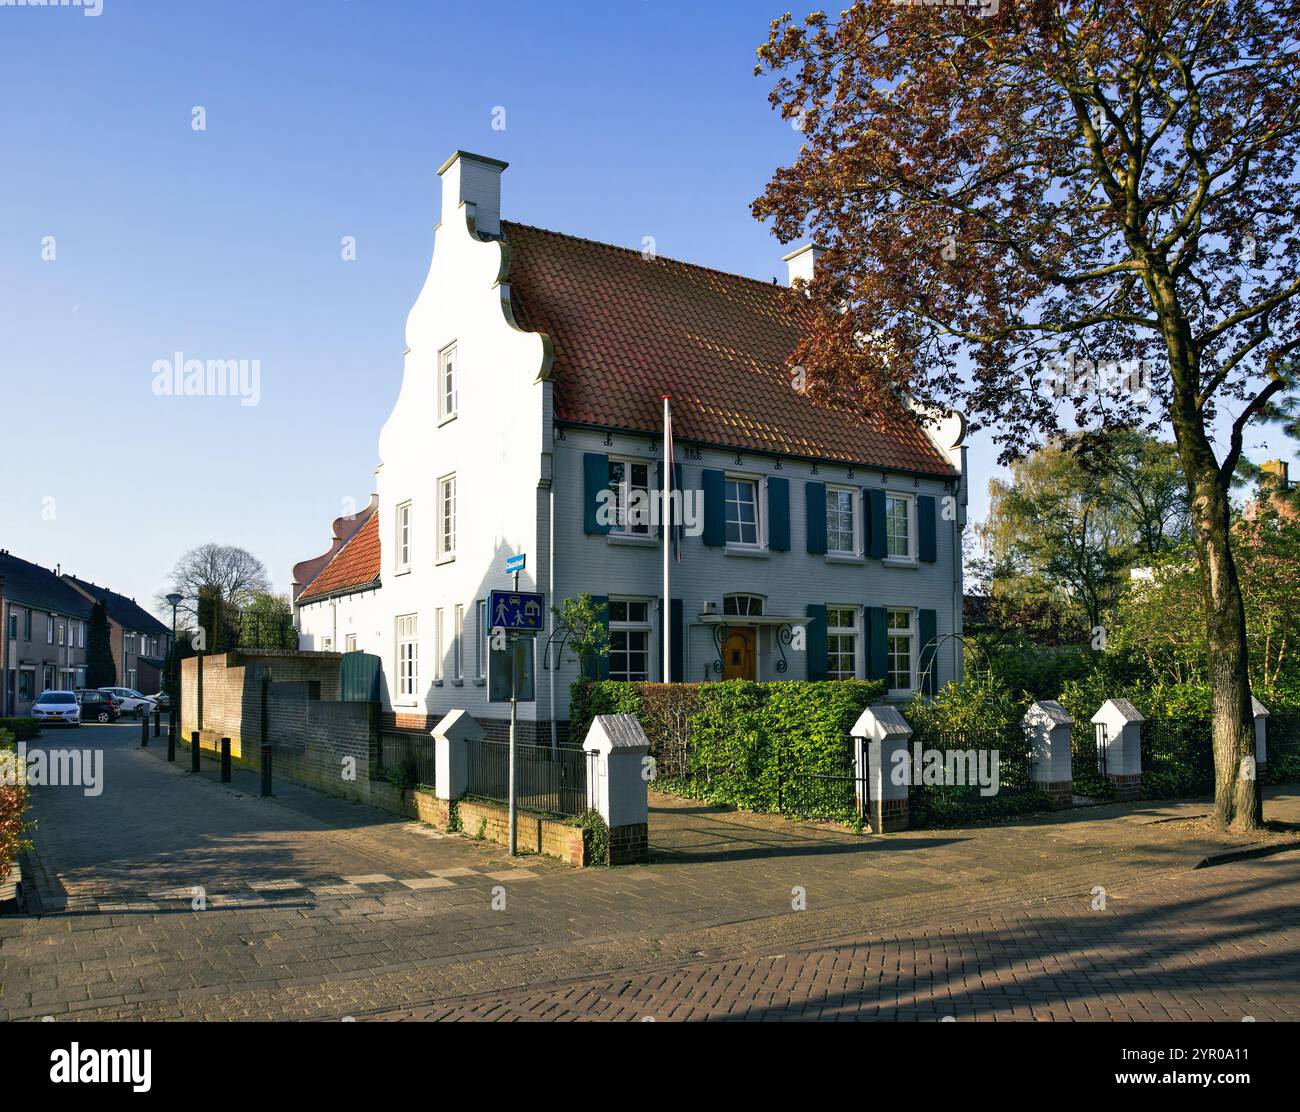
1024, 700, 1073, 808
851, 705, 912, 833
1253, 697, 1269, 768
583, 714, 650, 864
432, 708, 482, 801
1090, 698, 1144, 799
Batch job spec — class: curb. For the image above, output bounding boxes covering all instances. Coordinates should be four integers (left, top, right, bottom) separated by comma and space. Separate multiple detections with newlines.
1194, 838, 1300, 869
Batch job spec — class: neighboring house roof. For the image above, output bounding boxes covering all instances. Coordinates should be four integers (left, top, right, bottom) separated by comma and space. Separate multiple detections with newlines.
0, 550, 94, 620
501, 221, 957, 476
63, 575, 169, 637
297, 512, 381, 602
292, 495, 378, 601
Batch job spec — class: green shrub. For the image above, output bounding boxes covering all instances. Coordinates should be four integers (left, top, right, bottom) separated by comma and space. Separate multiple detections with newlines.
569, 808, 610, 866
1, 728, 31, 884
572, 679, 882, 814
0, 718, 39, 742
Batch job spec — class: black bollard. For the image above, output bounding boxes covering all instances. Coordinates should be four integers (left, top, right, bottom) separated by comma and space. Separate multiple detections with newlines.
153, 708, 161, 738
167, 724, 176, 762
141, 712, 149, 747
220, 737, 231, 782
261, 744, 272, 797
191, 730, 200, 774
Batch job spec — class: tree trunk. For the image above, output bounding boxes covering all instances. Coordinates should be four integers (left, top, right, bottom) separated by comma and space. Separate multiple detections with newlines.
1186, 461, 1261, 831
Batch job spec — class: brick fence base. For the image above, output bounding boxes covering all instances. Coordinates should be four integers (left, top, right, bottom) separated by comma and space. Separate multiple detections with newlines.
869, 797, 909, 834
608, 823, 648, 865
1035, 779, 1075, 809
1109, 773, 1143, 801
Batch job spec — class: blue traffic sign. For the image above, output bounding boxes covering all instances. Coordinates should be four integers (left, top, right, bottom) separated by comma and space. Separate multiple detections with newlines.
505, 553, 526, 574
488, 590, 545, 632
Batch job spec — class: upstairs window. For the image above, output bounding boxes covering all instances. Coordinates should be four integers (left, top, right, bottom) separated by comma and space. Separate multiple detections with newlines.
438, 475, 457, 560
439, 344, 458, 421
885, 493, 913, 560
826, 487, 857, 554
396, 501, 412, 571
607, 459, 651, 535
725, 478, 760, 547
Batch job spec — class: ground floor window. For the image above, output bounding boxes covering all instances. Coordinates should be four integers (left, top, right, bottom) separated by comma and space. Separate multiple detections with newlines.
42, 665, 55, 692
19, 669, 35, 701
826, 606, 858, 680
887, 608, 915, 694
608, 598, 651, 681
345, 633, 357, 653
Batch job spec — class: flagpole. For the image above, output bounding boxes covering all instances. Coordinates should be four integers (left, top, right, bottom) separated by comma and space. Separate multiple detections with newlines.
662, 395, 671, 684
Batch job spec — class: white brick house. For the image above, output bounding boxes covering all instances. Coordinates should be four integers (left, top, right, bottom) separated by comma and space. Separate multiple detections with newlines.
293, 151, 968, 741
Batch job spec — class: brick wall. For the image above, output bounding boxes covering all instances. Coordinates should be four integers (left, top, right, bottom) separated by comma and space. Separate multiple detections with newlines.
454, 797, 588, 866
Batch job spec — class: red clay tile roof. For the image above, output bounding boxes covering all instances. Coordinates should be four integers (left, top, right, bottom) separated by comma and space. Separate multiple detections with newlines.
297, 512, 381, 602
501, 222, 955, 476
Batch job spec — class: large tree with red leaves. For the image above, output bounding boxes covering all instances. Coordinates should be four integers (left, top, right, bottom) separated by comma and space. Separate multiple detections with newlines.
754, 0, 1300, 830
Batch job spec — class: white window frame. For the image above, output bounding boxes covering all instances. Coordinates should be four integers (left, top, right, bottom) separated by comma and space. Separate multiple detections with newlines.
321, 636, 333, 651
437, 474, 457, 562
438, 343, 458, 423
826, 485, 860, 556
433, 607, 445, 683
475, 599, 487, 683
886, 607, 916, 696
722, 593, 765, 617
825, 605, 860, 681
344, 633, 357, 653
607, 597, 653, 682
724, 474, 763, 550
396, 501, 412, 573
396, 614, 419, 702
884, 492, 916, 562
453, 604, 464, 683
47, 616, 54, 644
607, 457, 652, 537
57, 622, 66, 647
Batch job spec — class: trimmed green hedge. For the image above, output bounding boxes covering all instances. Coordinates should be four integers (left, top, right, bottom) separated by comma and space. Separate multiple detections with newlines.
0, 718, 39, 742
1, 729, 30, 886
572, 679, 883, 813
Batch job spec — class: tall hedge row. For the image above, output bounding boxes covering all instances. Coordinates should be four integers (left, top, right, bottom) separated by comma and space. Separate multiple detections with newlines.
572, 679, 883, 812
0, 729, 29, 889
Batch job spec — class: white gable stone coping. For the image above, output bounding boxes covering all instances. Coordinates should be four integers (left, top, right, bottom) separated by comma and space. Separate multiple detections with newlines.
1091, 697, 1145, 726
584, 714, 650, 755
851, 704, 913, 741
1026, 700, 1072, 726
431, 708, 485, 743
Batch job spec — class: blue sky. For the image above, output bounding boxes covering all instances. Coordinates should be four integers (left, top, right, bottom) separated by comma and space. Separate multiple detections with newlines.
1, 0, 1293, 615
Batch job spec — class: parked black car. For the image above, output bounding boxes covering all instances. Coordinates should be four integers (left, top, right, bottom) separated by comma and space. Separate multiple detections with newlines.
75, 689, 120, 723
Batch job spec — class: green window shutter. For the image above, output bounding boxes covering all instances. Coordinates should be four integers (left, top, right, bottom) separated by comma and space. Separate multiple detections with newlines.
919, 608, 938, 695
918, 495, 937, 563
865, 605, 888, 682
768, 477, 790, 551
866, 489, 887, 559
805, 604, 828, 680
702, 469, 725, 547
657, 597, 684, 682
804, 481, 827, 554
584, 595, 610, 680
583, 453, 611, 535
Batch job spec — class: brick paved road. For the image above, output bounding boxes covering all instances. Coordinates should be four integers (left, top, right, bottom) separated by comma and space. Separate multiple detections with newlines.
376, 848, 1300, 1021
3, 722, 1298, 1020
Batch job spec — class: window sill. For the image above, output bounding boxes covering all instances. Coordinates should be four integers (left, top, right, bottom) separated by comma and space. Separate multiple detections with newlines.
473, 678, 486, 687
724, 546, 768, 558
885, 690, 915, 702
606, 533, 657, 547
435, 555, 456, 566
394, 567, 411, 577
452, 679, 464, 687
433, 680, 444, 687
438, 412, 458, 428
882, 557, 919, 569
825, 553, 863, 566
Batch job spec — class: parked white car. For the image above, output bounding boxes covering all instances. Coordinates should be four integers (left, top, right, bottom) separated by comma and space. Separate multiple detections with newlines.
98, 687, 157, 717
31, 690, 81, 727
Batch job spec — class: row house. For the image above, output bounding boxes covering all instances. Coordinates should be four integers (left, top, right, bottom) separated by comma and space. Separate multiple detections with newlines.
293, 151, 968, 741
63, 575, 171, 694
0, 550, 93, 715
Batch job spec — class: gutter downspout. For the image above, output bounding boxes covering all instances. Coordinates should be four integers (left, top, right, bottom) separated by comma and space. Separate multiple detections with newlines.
549, 479, 557, 754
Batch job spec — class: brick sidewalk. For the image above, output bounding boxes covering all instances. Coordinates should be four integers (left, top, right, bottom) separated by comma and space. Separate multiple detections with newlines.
374, 847, 1300, 1021
3, 722, 1299, 1020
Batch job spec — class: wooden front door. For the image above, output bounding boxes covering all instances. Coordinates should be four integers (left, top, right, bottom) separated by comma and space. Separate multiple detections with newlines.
722, 628, 756, 681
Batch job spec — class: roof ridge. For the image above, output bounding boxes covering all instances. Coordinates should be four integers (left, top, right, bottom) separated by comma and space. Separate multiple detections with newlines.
501, 220, 790, 295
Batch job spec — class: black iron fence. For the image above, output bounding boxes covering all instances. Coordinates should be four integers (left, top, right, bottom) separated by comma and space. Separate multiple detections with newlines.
374, 730, 437, 790
1139, 715, 1214, 798
465, 738, 591, 817
907, 721, 1043, 826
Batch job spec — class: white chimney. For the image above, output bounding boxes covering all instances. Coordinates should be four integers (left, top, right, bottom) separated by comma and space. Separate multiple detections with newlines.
438, 150, 508, 237
783, 243, 824, 287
